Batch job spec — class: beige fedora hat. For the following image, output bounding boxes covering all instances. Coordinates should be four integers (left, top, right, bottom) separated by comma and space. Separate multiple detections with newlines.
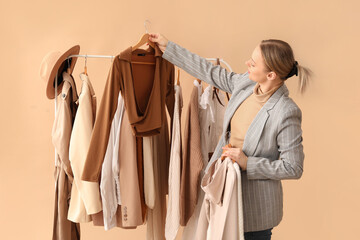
39, 45, 80, 99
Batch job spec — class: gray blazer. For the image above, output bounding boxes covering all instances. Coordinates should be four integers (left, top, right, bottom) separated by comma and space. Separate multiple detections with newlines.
162, 41, 304, 232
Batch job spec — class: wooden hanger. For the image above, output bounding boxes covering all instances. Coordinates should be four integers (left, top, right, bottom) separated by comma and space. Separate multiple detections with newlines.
131, 20, 156, 65
176, 68, 180, 86
132, 33, 155, 51
131, 33, 156, 65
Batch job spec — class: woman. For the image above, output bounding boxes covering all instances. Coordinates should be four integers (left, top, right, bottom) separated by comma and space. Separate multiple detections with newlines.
149, 33, 311, 240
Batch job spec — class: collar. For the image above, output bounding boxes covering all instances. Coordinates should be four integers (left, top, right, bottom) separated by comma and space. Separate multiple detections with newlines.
118, 43, 162, 62
253, 81, 284, 103
62, 71, 78, 102
260, 83, 289, 111
79, 73, 96, 97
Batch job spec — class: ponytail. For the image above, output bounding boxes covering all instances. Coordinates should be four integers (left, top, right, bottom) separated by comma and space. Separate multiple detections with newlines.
296, 64, 313, 94
260, 39, 313, 94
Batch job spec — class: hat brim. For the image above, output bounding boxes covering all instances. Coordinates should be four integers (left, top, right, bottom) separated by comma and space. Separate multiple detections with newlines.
46, 45, 80, 99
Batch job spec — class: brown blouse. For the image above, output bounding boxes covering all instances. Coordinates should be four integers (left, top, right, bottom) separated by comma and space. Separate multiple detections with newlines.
82, 44, 175, 182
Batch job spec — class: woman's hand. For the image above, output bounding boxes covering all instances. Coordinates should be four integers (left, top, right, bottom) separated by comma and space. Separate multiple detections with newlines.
148, 33, 169, 52
221, 146, 248, 170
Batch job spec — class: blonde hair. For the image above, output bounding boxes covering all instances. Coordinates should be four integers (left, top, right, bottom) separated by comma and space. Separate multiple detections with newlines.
260, 39, 313, 94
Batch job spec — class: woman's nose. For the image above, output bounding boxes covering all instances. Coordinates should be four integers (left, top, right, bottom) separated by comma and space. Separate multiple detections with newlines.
245, 60, 250, 67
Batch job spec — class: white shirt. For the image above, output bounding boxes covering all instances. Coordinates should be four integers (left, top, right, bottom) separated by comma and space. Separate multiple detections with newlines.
100, 92, 125, 230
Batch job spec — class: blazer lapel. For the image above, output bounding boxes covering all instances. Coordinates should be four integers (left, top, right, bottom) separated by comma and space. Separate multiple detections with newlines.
242, 84, 289, 156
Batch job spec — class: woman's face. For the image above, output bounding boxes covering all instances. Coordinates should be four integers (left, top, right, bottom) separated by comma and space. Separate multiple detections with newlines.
245, 45, 270, 83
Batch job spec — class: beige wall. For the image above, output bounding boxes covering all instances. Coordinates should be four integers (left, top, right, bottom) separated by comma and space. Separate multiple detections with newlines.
0, 0, 359, 239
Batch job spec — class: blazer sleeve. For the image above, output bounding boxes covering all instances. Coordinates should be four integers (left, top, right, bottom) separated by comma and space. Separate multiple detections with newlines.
162, 41, 247, 94
81, 60, 121, 182
246, 107, 304, 180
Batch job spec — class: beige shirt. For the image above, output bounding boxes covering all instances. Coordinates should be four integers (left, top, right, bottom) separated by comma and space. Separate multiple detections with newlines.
230, 82, 284, 149
68, 73, 102, 223
146, 119, 171, 240
116, 109, 144, 227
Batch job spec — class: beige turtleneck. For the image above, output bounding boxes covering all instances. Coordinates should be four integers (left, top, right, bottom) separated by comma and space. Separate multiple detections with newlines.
229, 81, 284, 149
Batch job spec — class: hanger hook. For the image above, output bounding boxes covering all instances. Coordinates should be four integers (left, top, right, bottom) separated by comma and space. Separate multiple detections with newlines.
144, 19, 151, 34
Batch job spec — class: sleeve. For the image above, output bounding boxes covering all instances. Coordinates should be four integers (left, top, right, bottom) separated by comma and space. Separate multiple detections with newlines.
246, 107, 304, 180
81, 59, 121, 182
162, 40, 248, 94
166, 63, 175, 138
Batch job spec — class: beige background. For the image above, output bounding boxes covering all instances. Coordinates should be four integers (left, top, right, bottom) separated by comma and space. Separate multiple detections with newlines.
0, 0, 359, 239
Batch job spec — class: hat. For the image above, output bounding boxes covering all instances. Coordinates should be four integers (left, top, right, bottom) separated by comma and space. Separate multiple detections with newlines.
39, 45, 80, 99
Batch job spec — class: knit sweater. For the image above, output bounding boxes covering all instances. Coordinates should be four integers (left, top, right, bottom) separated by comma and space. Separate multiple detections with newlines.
230, 81, 284, 150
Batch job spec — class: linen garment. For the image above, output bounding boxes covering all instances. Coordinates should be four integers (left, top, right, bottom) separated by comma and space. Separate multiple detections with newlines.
91, 97, 145, 229
180, 83, 204, 226
195, 157, 244, 240
146, 119, 171, 240
198, 83, 213, 164
208, 89, 226, 156
52, 71, 80, 240
116, 109, 144, 227
100, 92, 125, 230
162, 41, 305, 231
82, 44, 175, 183
143, 136, 156, 209
182, 81, 226, 240
165, 85, 183, 240
136, 136, 147, 223
68, 73, 102, 223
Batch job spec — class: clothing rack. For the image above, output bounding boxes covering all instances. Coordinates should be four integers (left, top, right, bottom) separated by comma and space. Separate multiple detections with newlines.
55, 54, 233, 114
55, 54, 233, 115
66, 54, 233, 72
53, 54, 233, 165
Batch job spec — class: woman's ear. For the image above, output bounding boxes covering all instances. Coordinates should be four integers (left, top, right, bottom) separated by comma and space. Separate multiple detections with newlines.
266, 71, 277, 81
